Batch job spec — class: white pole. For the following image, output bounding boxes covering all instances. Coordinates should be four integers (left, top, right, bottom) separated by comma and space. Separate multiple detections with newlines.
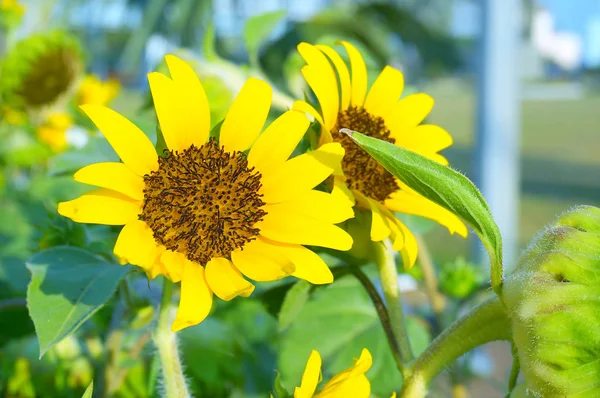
475, 0, 522, 270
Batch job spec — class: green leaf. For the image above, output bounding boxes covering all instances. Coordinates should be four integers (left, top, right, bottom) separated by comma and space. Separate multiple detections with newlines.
278, 280, 311, 332
343, 129, 503, 294
82, 381, 93, 398
279, 276, 430, 395
272, 370, 290, 398
243, 10, 286, 67
203, 22, 218, 61
26, 246, 130, 357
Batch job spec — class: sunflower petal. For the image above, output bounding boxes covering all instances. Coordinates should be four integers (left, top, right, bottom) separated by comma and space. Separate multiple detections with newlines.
258, 210, 352, 251
301, 65, 338, 132
341, 41, 368, 107
205, 257, 255, 301
387, 93, 434, 133
294, 350, 322, 398
394, 219, 418, 269
364, 66, 404, 118
264, 189, 353, 224
80, 105, 157, 176
281, 243, 333, 285
292, 100, 324, 125
220, 78, 272, 152
248, 110, 310, 173
230, 237, 295, 282
113, 220, 157, 268
260, 142, 344, 203
368, 198, 391, 241
74, 162, 145, 200
160, 250, 186, 283
393, 124, 453, 158
165, 54, 210, 143
58, 189, 141, 225
172, 261, 213, 332
317, 44, 351, 110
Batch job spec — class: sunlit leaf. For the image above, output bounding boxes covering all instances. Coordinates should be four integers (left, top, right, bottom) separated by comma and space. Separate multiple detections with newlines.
278, 280, 311, 332
343, 129, 503, 294
243, 10, 286, 67
26, 246, 129, 357
82, 381, 93, 398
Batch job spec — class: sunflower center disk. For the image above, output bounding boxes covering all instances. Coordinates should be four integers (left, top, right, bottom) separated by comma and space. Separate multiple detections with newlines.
140, 139, 267, 265
331, 106, 399, 202
20, 49, 77, 107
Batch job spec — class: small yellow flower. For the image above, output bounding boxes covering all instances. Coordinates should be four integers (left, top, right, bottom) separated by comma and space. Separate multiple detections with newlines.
0, 0, 24, 16
294, 42, 468, 267
37, 112, 73, 152
77, 75, 120, 106
58, 55, 353, 332
295, 349, 376, 398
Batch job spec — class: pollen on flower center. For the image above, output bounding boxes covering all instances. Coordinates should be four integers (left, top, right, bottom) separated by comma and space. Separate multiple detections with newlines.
331, 106, 399, 202
139, 138, 267, 264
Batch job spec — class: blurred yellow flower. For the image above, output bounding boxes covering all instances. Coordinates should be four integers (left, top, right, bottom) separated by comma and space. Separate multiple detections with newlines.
37, 112, 73, 152
77, 75, 120, 106
295, 349, 380, 398
58, 55, 353, 332
294, 42, 467, 267
0, 0, 25, 16
1, 105, 26, 125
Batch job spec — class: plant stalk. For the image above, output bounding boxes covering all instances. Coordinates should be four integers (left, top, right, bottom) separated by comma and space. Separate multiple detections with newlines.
153, 278, 191, 398
400, 296, 511, 397
375, 240, 414, 370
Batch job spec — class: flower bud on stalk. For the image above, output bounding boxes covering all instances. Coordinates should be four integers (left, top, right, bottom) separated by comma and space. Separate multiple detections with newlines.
504, 205, 600, 397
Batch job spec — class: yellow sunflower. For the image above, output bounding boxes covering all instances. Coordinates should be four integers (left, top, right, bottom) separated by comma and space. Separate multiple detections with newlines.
58, 55, 353, 332
76, 74, 120, 106
295, 348, 396, 398
293, 42, 467, 268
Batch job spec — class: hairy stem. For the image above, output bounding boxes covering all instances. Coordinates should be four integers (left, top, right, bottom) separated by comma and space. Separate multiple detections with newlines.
153, 278, 190, 398
401, 296, 511, 397
351, 266, 403, 371
375, 240, 414, 370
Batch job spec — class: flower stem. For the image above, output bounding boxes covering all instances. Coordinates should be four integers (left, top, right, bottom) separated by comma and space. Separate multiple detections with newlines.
414, 235, 446, 327
153, 278, 190, 398
400, 296, 511, 397
374, 241, 414, 370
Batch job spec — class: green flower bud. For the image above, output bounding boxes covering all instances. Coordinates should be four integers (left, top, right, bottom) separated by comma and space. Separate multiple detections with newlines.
438, 257, 484, 299
504, 206, 600, 397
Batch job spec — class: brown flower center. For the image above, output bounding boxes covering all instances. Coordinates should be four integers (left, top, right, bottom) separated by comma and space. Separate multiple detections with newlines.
139, 139, 266, 264
19, 48, 78, 107
331, 106, 399, 202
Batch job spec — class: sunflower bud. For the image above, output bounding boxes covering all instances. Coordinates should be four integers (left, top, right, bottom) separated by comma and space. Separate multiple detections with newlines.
504, 205, 600, 397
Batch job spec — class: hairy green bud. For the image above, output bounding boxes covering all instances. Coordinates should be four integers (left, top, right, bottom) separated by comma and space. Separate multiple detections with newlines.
504, 205, 600, 397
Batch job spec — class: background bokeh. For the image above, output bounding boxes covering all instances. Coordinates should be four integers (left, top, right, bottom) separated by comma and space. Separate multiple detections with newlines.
1, 0, 599, 397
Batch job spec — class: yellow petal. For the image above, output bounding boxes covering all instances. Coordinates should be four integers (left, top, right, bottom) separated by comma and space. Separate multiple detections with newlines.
292, 100, 324, 126
294, 350, 322, 398
165, 54, 210, 143
172, 262, 213, 332
387, 93, 434, 132
393, 125, 453, 158
264, 190, 354, 224
247, 110, 310, 173
301, 65, 338, 131
230, 237, 295, 282
58, 189, 141, 225
220, 78, 272, 152
74, 162, 145, 200
341, 41, 368, 107
80, 105, 157, 176
316, 44, 351, 110
205, 257, 255, 301
368, 198, 391, 241
331, 178, 356, 207
274, 240, 334, 285
385, 190, 468, 237
258, 210, 352, 251
113, 220, 157, 269
160, 250, 186, 283
148, 72, 206, 152
260, 142, 344, 204
388, 218, 418, 269
318, 349, 372, 397
364, 66, 404, 118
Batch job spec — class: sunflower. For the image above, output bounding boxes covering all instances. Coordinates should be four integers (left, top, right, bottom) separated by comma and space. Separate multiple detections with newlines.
293, 42, 467, 268
76, 75, 120, 106
36, 112, 73, 152
294, 348, 396, 398
58, 55, 353, 332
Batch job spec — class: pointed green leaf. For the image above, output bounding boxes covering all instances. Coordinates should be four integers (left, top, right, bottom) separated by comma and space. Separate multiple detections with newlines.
243, 10, 286, 67
82, 381, 93, 398
342, 129, 503, 294
26, 246, 130, 357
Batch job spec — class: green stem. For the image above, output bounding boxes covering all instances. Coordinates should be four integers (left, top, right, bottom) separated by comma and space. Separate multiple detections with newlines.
153, 278, 190, 398
375, 241, 414, 369
401, 296, 511, 397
